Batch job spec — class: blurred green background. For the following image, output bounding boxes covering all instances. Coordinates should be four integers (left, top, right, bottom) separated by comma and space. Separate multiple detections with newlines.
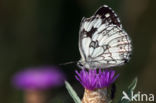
0, 0, 156, 103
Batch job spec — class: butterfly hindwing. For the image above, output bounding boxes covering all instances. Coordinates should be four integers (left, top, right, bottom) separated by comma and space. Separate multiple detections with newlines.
78, 5, 132, 69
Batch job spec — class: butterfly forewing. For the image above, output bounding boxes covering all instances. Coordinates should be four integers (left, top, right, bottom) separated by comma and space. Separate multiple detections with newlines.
94, 5, 122, 27
78, 5, 132, 69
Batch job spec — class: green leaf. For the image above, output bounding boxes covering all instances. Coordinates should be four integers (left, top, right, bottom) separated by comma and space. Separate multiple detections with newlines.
108, 100, 112, 103
65, 81, 81, 103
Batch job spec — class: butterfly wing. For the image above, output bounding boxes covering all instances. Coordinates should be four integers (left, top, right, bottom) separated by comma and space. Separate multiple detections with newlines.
79, 5, 132, 69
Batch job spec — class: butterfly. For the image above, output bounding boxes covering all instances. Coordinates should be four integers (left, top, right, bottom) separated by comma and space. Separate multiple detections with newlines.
77, 5, 132, 69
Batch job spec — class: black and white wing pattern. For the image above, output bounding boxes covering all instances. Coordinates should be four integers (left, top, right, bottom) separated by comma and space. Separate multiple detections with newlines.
77, 5, 132, 69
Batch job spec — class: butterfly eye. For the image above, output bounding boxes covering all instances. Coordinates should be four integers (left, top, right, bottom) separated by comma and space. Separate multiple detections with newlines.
77, 62, 83, 68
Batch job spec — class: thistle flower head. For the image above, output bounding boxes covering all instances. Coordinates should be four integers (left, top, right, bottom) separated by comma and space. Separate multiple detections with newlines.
12, 66, 66, 90
75, 69, 119, 90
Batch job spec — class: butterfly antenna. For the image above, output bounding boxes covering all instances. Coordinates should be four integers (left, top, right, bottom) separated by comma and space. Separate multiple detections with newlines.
59, 61, 77, 66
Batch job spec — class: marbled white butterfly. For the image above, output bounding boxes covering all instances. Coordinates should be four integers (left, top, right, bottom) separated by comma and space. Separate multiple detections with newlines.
77, 5, 132, 69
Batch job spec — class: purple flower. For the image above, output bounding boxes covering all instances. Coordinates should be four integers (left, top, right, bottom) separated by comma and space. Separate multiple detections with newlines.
75, 69, 119, 90
12, 66, 66, 90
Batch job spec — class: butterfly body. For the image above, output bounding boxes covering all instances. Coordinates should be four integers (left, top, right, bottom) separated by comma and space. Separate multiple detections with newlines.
78, 5, 132, 69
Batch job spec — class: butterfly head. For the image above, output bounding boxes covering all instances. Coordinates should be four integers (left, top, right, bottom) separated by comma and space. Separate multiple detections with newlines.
77, 59, 91, 69
77, 60, 85, 69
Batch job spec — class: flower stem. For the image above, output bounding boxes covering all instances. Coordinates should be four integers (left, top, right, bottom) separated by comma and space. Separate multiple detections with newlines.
24, 90, 46, 103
